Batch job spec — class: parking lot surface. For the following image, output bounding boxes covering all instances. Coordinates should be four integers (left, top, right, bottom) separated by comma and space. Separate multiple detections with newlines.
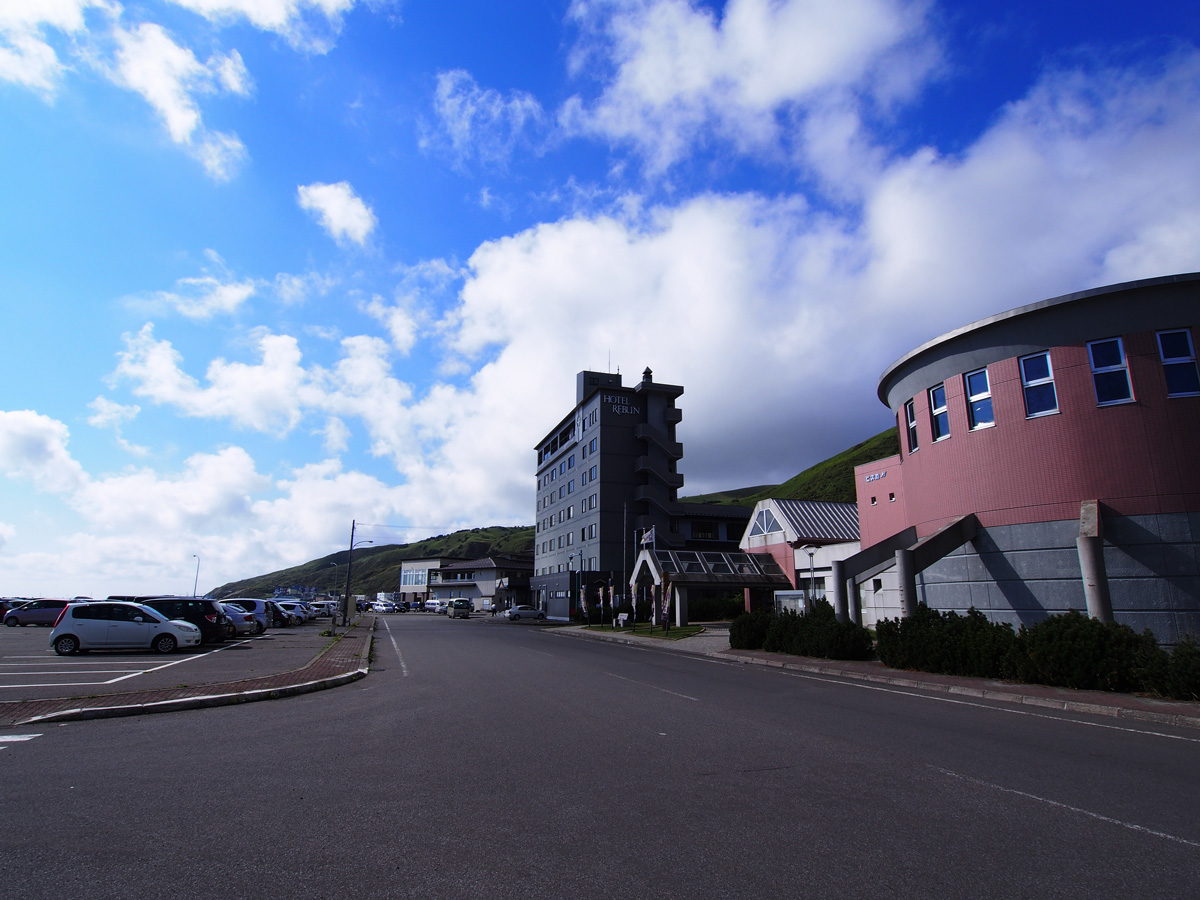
1, 621, 349, 701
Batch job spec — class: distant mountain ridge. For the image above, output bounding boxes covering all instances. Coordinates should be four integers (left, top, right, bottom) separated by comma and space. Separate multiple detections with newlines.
211, 427, 899, 598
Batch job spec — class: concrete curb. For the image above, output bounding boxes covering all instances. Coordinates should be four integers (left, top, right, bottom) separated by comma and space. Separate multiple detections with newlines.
10, 619, 376, 726
548, 626, 1200, 731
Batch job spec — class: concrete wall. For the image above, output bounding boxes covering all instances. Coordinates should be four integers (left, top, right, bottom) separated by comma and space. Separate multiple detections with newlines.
916, 514, 1200, 643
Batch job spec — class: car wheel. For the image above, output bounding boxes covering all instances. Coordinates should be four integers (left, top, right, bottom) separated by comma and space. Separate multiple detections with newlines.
153, 634, 178, 654
512, 614, 520, 621
254, 621, 265, 635
5, 618, 18, 627
225, 624, 236, 638
54, 635, 79, 655
537, 613, 545, 620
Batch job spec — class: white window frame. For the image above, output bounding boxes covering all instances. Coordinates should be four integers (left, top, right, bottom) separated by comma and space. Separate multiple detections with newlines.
1157, 329, 1200, 397
928, 383, 949, 441
964, 367, 994, 430
1020, 351, 1059, 418
903, 399, 918, 453
1088, 337, 1134, 406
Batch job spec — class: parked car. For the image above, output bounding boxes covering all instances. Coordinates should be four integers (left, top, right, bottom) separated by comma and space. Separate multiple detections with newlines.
131, 596, 228, 645
220, 602, 258, 637
221, 598, 270, 634
265, 600, 296, 628
436, 600, 450, 615
49, 601, 201, 655
4, 598, 74, 627
507, 605, 545, 622
448, 599, 471, 619
275, 601, 310, 623
371, 600, 397, 613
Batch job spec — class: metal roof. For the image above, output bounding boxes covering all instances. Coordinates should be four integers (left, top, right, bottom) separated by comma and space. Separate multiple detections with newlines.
770, 499, 860, 542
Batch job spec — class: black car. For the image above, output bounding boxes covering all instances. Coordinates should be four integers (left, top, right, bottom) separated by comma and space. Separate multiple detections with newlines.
110, 596, 228, 645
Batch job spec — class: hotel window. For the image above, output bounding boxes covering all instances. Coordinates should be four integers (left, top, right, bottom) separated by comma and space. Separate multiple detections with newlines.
964, 368, 994, 429
1019, 352, 1058, 417
928, 383, 949, 441
1158, 329, 1200, 396
566, 506, 573, 519
903, 399, 918, 453
1088, 337, 1133, 405
589, 523, 596, 539
568, 454, 575, 468
566, 532, 573, 546
589, 465, 597, 480
567, 479, 574, 494
589, 438, 597, 453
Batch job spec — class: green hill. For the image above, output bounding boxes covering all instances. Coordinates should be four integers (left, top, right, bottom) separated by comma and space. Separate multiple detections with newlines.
210, 525, 534, 599
682, 427, 899, 507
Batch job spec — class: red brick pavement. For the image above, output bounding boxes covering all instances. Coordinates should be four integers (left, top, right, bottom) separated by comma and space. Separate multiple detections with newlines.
0, 617, 376, 727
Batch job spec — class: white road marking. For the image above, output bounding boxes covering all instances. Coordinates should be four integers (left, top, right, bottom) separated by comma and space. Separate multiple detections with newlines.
606, 671, 699, 701
381, 618, 408, 677
931, 765, 1200, 848
771, 669, 1200, 743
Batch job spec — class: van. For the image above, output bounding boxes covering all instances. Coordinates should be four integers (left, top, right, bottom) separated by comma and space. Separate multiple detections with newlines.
131, 596, 228, 645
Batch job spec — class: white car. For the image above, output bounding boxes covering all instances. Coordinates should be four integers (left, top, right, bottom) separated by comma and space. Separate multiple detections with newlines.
49, 601, 202, 655
506, 605, 546, 622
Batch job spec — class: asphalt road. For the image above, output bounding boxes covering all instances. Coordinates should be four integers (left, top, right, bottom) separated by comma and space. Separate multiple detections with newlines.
2, 613, 1197, 899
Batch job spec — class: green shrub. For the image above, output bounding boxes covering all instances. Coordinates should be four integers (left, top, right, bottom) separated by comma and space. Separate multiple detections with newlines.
1015, 610, 1161, 693
758, 601, 874, 660
875, 605, 1018, 678
730, 609, 773, 650
1165, 636, 1200, 701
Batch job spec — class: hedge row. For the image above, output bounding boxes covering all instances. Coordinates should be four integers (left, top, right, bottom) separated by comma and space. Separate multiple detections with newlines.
875, 606, 1200, 700
730, 601, 874, 661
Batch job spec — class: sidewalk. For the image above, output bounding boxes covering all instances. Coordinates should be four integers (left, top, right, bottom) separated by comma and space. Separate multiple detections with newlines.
0, 617, 376, 728
549, 623, 1200, 730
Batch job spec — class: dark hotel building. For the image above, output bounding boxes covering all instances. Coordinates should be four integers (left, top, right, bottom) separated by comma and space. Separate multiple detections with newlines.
531, 368, 750, 620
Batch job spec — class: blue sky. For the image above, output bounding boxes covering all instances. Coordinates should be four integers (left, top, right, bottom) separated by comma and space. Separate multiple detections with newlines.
2, 0, 1199, 598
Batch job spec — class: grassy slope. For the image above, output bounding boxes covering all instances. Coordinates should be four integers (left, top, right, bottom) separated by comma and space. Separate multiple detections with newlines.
682, 427, 899, 506
210, 525, 535, 599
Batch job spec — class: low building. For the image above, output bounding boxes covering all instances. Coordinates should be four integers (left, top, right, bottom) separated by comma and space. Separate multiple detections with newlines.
429, 554, 533, 611
845, 273, 1200, 642
395, 557, 462, 609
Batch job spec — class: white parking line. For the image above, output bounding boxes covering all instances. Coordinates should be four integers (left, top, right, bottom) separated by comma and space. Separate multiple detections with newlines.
0, 638, 255, 689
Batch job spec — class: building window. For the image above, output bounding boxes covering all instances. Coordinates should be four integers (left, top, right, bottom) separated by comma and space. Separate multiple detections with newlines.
749, 509, 782, 536
566, 506, 573, 520
589, 493, 598, 510
928, 384, 949, 441
589, 523, 596, 539
566, 532, 573, 546
692, 521, 719, 540
964, 368, 994, 429
568, 454, 575, 468
1088, 337, 1133, 405
567, 480, 574, 494
870, 496, 877, 505
1158, 329, 1200, 397
1019, 352, 1058, 417
589, 438, 597, 453
903, 399, 918, 453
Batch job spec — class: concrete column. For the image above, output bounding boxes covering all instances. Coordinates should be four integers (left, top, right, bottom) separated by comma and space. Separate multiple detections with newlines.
897, 548, 918, 617
674, 585, 689, 627
848, 577, 862, 626
1077, 500, 1112, 623
831, 559, 848, 623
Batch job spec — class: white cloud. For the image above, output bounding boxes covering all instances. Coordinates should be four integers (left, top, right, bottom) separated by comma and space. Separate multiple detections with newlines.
0, 520, 14, 550
297, 181, 378, 246
111, 22, 252, 180
425, 69, 547, 169
168, 0, 358, 53
0, 0, 114, 94
0, 409, 89, 494
275, 270, 338, 304
564, 0, 936, 171
152, 274, 258, 319
87, 396, 149, 456
112, 323, 315, 433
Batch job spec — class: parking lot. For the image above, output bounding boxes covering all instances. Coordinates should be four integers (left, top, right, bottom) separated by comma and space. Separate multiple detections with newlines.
0, 621, 341, 703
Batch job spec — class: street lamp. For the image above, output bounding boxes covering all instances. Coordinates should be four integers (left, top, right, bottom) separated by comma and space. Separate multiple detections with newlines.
798, 545, 816, 614
340, 518, 374, 627
192, 554, 200, 599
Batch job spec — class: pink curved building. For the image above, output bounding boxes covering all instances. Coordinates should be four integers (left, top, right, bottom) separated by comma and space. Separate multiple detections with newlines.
851, 273, 1200, 642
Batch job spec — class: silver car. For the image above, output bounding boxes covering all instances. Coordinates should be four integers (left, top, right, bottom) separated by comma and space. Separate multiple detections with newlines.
220, 602, 259, 637
506, 605, 545, 622
3, 598, 74, 627
49, 601, 201, 655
